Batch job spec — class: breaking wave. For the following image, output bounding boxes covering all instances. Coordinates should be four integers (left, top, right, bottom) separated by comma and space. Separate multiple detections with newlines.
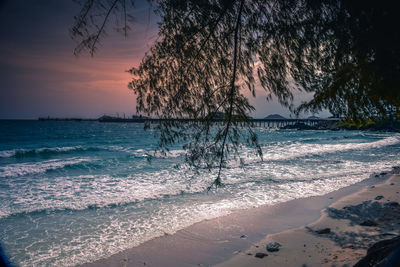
0, 158, 93, 178
0, 146, 100, 158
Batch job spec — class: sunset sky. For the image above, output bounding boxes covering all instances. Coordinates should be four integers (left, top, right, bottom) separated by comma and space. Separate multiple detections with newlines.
0, 0, 327, 119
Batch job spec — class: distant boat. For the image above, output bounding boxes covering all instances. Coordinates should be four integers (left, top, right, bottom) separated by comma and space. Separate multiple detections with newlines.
264, 114, 286, 120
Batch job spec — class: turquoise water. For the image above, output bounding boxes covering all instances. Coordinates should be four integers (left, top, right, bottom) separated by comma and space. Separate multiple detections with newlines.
0, 120, 399, 266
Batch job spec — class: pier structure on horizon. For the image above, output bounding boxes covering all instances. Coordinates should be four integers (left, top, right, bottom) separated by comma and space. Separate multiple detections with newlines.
97, 115, 340, 129
38, 114, 340, 129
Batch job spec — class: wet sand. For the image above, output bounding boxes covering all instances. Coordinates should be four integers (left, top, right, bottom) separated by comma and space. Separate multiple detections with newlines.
79, 168, 399, 267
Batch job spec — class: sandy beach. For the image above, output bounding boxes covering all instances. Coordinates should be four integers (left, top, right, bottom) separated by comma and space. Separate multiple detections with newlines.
79, 167, 400, 267
217, 170, 400, 267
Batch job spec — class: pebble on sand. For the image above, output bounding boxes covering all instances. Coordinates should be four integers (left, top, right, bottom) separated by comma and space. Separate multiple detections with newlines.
266, 242, 281, 252
315, 228, 331, 234
360, 220, 378, 227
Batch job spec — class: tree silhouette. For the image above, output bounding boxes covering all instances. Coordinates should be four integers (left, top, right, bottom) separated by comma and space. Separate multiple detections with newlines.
71, 0, 400, 187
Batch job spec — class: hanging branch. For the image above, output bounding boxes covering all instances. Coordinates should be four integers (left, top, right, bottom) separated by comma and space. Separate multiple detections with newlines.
70, 0, 136, 56
211, 0, 245, 189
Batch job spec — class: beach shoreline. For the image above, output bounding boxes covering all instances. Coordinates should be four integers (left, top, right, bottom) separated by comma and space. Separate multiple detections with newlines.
217, 170, 400, 267
79, 167, 399, 267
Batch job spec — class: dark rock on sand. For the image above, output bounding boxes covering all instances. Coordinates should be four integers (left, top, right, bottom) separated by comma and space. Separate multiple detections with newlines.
375, 195, 384, 200
360, 220, 378, 227
266, 242, 281, 252
354, 236, 400, 267
384, 201, 399, 207
315, 228, 331, 234
255, 252, 268, 258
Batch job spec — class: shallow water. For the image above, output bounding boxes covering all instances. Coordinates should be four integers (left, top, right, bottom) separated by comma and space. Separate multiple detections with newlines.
0, 120, 399, 266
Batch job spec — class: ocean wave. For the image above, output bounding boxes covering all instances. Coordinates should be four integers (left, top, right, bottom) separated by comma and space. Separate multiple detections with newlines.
260, 136, 400, 161
0, 202, 126, 220
0, 158, 93, 178
0, 168, 211, 219
106, 136, 399, 163
0, 197, 147, 220
0, 146, 100, 158
106, 146, 185, 158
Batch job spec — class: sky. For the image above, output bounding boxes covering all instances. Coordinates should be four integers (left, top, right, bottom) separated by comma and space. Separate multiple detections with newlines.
0, 0, 329, 120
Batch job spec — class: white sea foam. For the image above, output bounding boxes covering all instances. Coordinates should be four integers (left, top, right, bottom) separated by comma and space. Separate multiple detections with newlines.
0, 157, 92, 178
0, 167, 210, 219
0, 146, 88, 158
108, 136, 400, 164
13, 163, 398, 267
255, 136, 400, 162
0, 150, 16, 157
106, 145, 186, 158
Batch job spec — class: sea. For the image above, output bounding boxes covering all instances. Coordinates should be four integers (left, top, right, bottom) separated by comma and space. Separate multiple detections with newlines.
0, 120, 399, 266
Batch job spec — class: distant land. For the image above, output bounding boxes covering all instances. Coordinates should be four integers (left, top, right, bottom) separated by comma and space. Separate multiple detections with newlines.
264, 114, 286, 120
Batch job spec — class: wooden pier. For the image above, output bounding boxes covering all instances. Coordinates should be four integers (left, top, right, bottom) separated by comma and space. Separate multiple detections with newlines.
109, 117, 340, 129
39, 116, 340, 129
